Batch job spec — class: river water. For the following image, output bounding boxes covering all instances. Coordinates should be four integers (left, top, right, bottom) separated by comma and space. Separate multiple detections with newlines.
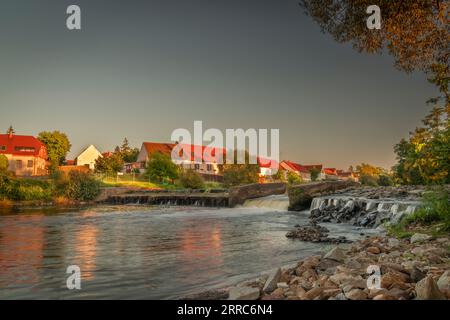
0, 202, 376, 299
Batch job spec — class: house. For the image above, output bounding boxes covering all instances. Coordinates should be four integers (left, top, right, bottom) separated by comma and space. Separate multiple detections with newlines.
280, 161, 323, 182
0, 132, 48, 176
135, 142, 223, 180
336, 170, 358, 181
74, 145, 102, 170
322, 168, 339, 180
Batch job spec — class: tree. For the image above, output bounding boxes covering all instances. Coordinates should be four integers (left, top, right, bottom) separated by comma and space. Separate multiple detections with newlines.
6, 126, 15, 135
145, 152, 179, 183
116, 138, 140, 163
309, 167, 321, 181
38, 131, 71, 168
272, 169, 287, 182
94, 153, 124, 175
178, 169, 205, 189
0, 155, 9, 173
222, 150, 260, 187
356, 163, 382, 177
300, 2, 448, 75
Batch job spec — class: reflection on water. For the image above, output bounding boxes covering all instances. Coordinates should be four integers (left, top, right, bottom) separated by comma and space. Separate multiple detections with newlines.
0, 205, 376, 299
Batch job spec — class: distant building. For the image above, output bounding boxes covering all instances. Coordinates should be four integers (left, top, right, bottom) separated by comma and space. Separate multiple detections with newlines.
74, 145, 102, 170
280, 161, 323, 182
323, 168, 339, 180
0, 132, 48, 176
136, 142, 222, 181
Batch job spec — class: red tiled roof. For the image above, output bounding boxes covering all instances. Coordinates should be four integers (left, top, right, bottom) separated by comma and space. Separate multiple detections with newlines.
0, 134, 47, 158
323, 168, 338, 175
142, 142, 278, 168
281, 161, 322, 173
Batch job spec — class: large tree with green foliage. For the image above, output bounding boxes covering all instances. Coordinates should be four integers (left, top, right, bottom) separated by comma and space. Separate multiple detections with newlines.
95, 152, 124, 175
221, 151, 260, 187
145, 152, 179, 183
38, 131, 71, 168
116, 138, 140, 163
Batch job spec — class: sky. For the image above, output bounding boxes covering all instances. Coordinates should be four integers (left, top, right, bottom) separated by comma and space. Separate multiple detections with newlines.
0, 0, 438, 169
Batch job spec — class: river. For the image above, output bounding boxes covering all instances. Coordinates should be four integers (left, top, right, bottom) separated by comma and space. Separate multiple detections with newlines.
0, 199, 377, 299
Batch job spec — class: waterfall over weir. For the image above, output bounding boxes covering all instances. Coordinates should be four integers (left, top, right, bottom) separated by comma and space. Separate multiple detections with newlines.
242, 195, 290, 211
310, 195, 421, 227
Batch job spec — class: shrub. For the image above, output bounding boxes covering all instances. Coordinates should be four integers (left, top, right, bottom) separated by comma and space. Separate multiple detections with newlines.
360, 174, 378, 186
6, 179, 53, 201
378, 174, 394, 186
65, 171, 101, 201
287, 172, 302, 185
178, 169, 205, 189
145, 152, 179, 183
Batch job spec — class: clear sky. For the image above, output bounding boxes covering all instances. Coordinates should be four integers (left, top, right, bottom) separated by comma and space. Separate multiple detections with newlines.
0, 0, 438, 169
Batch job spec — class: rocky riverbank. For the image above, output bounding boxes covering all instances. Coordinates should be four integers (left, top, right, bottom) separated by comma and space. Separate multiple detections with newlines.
220, 233, 450, 300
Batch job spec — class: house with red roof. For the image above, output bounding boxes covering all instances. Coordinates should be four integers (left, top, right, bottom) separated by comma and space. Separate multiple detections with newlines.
280, 161, 323, 182
0, 132, 48, 176
135, 141, 279, 182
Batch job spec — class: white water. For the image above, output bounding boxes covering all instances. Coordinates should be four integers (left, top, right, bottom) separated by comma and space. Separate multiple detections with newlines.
309, 195, 421, 224
242, 195, 290, 211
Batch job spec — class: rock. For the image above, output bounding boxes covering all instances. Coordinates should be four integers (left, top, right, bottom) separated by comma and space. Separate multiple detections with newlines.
415, 276, 446, 300
345, 288, 367, 300
277, 282, 289, 289
387, 288, 410, 299
271, 288, 285, 297
323, 246, 346, 262
303, 287, 323, 300
381, 272, 409, 290
322, 289, 341, 299
367, 246, 381, 254
410, 233, 432, 244
228, 286, 260, 300
373, 294, 397, 300
387, 238, 400, 248
437, 271, 450, 292
263, 268, 282, 293
410, 267, 426, 283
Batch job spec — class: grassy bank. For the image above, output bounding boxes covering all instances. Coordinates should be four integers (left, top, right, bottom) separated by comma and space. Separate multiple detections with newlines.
388, 188, 450, 238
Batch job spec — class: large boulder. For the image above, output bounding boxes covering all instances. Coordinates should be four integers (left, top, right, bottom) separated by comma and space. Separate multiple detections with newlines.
229, 183, 286, 207
415, 276, 446, 300
288, 181, 359, 211
263, 268, 282, 293
410, 233, 432, 244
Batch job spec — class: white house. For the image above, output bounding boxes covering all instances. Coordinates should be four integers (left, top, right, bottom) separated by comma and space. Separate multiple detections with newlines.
75, 145, 102, 170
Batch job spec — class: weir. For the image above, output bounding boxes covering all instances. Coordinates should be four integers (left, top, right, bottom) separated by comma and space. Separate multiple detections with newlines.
309, 195, 421, 227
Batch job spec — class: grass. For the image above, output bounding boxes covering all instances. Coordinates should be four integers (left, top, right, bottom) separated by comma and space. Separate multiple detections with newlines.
388, 187, 450, 238
101, 177, 162, 189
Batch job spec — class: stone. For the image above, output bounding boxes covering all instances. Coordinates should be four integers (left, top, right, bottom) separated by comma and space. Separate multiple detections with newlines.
373, 294, 396, 300
381, 272, 409, 290
437, 271, 450, 292
410, 267, 426, 283
387, 288, 410, 299
322, 289, 342, 299
367, 246, 381, 254
228, 286, 260, 300
271, 288, 285, 297
415, 276, 446, 300
277, 282, 289, 289
323, 246, 346, 262
345, 288, 367, 300
387, 238, 400, 248
303, 287, 323, 300
263, 268, 281, 293
410, 233, 432, 244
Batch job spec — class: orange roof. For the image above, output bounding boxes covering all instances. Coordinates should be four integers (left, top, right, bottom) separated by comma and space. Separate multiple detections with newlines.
281, 161, 322, 173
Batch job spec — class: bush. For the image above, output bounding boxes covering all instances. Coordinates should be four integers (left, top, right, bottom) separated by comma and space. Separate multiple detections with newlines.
65, 171, 101, 201
6, 179, 53, 201
178, 169, 205, 189
145, 152, 179, 183
360, 174, 378, 186
287, 172, 302, 185
378, 174, 394, 186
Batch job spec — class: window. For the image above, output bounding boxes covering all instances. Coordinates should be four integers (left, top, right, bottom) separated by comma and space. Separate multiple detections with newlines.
16, 160, 22, 169
0, 146, 6, 151
194, 164, 200, 170
14, 146, 35, 152
27, 160, 33, 168
207, 164, 212, 171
